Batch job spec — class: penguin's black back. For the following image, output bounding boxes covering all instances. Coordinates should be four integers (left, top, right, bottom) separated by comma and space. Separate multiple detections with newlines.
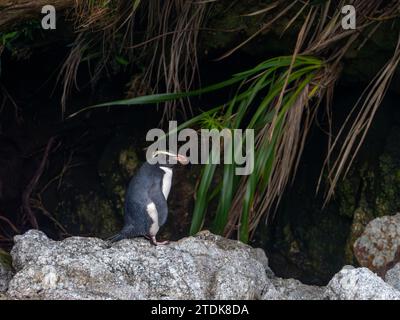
115, 162, 168, 239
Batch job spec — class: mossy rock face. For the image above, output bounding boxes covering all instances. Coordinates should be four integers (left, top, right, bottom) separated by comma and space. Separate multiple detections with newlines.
41, 133, 141, 239
0, 248, 13, 293
54, 176, 119, 239
74, 192, 117, 238
340, 125, 400, 265
262, 187, 350, 285
200, 0, 297, 59
0, 249, 12, 271
374, 127, 400, 215
344, 208, 374, 265
201, 0, 264, 52
98, 135, 140, 216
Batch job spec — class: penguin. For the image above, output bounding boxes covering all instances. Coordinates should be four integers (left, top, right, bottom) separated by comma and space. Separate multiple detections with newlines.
108, 150, 188, 245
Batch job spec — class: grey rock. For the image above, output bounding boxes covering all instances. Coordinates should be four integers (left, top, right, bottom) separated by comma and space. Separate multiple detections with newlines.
324, 266, 400, 300
9, 229, 400, 300
353, 213, 400, 276
0, 249, 13, 293
261, 278, 325, 300
385, 263, 400, 292
7, 230, 271, 300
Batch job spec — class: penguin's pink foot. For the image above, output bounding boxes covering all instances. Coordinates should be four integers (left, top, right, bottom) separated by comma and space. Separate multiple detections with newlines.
150, 236, 169, 246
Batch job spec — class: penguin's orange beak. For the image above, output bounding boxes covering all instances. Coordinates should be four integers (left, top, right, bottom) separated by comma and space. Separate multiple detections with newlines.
176, 154, 189, 165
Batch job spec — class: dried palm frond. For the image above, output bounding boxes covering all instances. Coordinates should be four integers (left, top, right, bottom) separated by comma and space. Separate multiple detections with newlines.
58, 1, 140, 118
140, 0, 208, 120
59, 0, 209, 120
323, 34, 400, 201
296, 0, 400, 201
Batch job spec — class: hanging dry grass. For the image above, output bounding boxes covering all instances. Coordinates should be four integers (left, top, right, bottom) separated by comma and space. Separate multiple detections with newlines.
140, 0, 208, 120
58, 0, 209, 120
58, 1, 140, 117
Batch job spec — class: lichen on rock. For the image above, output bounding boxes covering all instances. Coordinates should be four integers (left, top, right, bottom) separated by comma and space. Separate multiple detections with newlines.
353, 213, 400, 276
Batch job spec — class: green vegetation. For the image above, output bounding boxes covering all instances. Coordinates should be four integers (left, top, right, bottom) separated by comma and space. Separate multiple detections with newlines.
0, 20, 41, 53
72, 55, 324, 242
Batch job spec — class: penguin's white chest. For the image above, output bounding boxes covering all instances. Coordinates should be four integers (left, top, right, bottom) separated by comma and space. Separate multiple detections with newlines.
146, 202, 159, 236
159, 166, 173, 200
